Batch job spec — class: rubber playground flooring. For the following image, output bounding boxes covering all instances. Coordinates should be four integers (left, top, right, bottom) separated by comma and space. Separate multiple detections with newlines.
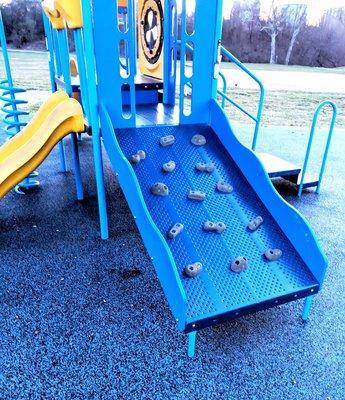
0, 121, 344, 399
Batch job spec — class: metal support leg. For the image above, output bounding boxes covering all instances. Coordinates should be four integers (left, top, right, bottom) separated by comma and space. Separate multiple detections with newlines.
93, 137, 109, 239
188, 331, 197, 358
302, 296, 313, 321
70, 133, 84, 201
58, 140, 67, 172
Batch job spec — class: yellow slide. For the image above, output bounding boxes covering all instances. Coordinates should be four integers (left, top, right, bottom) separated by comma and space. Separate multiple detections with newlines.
0, 90, 85, 198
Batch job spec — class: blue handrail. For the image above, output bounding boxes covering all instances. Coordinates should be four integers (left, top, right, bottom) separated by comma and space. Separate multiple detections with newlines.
179, 40, 265, 150
218, 70, 227, 109
298, 101, 337, 197
219, 46, 265, 151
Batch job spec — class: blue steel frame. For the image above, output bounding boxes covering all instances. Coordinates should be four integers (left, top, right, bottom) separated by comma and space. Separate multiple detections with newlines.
178, 1, 223, 125
81, 0, 109, 240
37, 0, 330, 356
298, 101, 337, 197
55, 27, 84, 200
42, 13, 67, 172
43, 2, 109, 238
86, 0, 328, 358
91, 0, 137, 129
163, 0, 177, 105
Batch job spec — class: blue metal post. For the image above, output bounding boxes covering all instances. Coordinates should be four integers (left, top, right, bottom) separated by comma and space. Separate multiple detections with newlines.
0, 11, 21, 135
163, 0, 177, 105
218, 71, 227, 109
55, 28, 84, 201
81, 0, 109, 239
316, 102, 337, 194
73, 29, 90, 118
188, 332, 197, 358
298, 101, 337, 197
302, 296, 313, 321
43, 13, 67, 173
53, 29, 62, 77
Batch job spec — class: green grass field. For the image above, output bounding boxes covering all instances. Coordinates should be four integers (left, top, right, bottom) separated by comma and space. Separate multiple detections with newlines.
221, 89, 345, 128
1, 49, 344, 128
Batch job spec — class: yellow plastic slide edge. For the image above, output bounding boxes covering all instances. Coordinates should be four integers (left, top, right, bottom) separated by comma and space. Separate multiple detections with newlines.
42, 0, 83, 30
42, 0, 65, 30
55, 0, 83, 30
0, 91, 69, 163
0, 95, 85, 198
0, 117, 84, 199
70, 58, 79, 77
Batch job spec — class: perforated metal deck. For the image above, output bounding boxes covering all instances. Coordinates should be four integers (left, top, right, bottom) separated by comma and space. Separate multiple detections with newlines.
116, 124, 319, 331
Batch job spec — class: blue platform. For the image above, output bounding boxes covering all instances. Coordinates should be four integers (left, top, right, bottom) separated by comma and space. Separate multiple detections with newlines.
116, 123, 319, 331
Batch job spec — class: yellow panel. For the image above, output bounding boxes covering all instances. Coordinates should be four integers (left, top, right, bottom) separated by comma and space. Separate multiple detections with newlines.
55, 0, 83, 29
70, 58, 79, 77
118, 0, 128, 7
0, 90, 85, 198
42, 0, 65, 30
138, 0, 164, 80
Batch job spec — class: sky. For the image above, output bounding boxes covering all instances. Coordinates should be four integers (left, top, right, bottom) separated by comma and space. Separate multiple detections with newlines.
180, 0, 345, 24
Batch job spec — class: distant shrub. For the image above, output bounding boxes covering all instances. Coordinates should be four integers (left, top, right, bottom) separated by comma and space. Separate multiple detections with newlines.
1, 0, 44, 48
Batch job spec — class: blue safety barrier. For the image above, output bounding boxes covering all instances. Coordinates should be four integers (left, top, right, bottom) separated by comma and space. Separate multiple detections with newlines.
218, 46, 265, 151
298, 101, 337, 197
180, 41, 265, 151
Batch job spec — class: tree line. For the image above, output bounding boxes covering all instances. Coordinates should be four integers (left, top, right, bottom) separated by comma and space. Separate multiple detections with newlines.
221, 0, 345, 67
1, 0, 345, 68
1, 0, 44, 48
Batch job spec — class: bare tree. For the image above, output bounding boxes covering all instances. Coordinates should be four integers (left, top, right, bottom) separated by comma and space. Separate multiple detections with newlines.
260, 0, 285, 64
284, 4, 307, 65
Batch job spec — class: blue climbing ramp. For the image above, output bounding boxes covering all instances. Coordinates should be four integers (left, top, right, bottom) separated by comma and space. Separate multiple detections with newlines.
100, 101, 327, 333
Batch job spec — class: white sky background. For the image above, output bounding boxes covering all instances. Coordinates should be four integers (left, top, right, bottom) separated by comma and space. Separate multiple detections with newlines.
180, 0, 345, 24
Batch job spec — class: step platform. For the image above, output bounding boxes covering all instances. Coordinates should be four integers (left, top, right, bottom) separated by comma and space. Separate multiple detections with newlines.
55, 74, 163, 105
257, 152, 319, 191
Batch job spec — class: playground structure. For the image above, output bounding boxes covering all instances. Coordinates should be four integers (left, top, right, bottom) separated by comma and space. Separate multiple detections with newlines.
0, 0, 337, 356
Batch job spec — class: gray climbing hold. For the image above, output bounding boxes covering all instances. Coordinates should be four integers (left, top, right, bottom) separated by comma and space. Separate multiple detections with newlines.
264, 248, 282, 261
191, 134, 206, 146
188, 190, 206, 201
184, 262, 203, 278
162, 161, 176, 173
137, 150, 146, 160
129, 150, 146, 164
248, 216, 264, 231
231, 256, 249, 273
195, 162, 215, 173
216, 181, 233, 193
168, 223, 184, 239
130, 154, 141, 164
151, 182, 169, 197
160, 135, 175, 147
203, 221, 226, 234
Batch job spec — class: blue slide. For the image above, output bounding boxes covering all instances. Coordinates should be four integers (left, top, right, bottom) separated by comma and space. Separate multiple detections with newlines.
100, 100, 327, 333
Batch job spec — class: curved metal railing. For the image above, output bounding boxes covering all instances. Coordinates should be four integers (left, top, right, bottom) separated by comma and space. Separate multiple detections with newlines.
0, 79, 40, 192
298, 101, 337, 197
219, 46, 265, 151
0, 79, 28, 138
180, 40, 265, 150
